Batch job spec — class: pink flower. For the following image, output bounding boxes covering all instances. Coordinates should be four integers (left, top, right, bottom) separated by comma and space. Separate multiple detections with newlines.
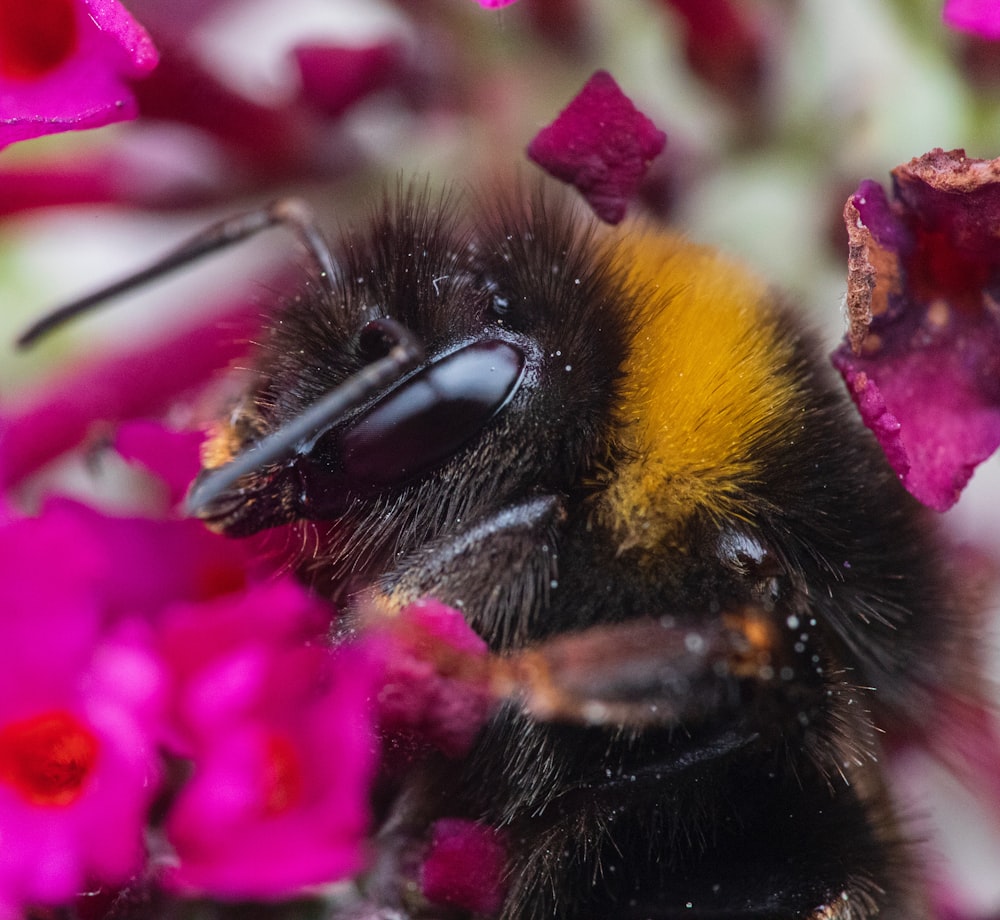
374, 600, 494, 760
471, 0, 521, 8
0, 515, 165, 917
420, 818, 507, 915
0, 486, 275, 920
832, 149, 1000, 510
158, 581, 379, 899
943, 0, 1000, 39
527, 70, 667, 224
0, 0, 158, 150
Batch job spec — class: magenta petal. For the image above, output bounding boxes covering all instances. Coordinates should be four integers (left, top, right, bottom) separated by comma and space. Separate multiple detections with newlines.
292, 42, 405, 118
832, 347, 1000, 511
157, 579, 333, 746
852, 178, 912, 254
421, 819, 507, 915
832, 149, 1000, 510
0, 0, 158, 150
403, 599, 488, 657
114, 421, 204, 507
375, 601, 493, 759
527, 70, 667, 224
35, 499, 255, 616
943, 0, 1000, 38
0, 552, 164, 913
472, 0, 521, 7
83, 0, 158, 73
163, 633, 379, 898
0, 295, 262, 490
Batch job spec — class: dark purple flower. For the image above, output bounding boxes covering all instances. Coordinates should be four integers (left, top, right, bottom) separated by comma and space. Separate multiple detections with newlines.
527, 70, 667, 224
420, 818, 507, 915
832, 149, 1000, 510
0, 0, 158, 150
943, 0, 1000, 38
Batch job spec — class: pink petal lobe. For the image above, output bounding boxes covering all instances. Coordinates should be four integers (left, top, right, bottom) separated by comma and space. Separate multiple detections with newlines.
0, 0, 158, 149
527, 70, 666, 224
292, 42, 405, 118
374, 600, 494, 760
421, 818, 507, 915
943, 0, 1000, 39
159, 585, 377, 899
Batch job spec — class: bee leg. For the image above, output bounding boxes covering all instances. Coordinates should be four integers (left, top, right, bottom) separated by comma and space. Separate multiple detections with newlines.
488, 606, 787, 729
372, 494, 566, 649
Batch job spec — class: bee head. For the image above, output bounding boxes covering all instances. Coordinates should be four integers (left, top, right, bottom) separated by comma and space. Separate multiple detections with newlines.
192, 189, 631, 546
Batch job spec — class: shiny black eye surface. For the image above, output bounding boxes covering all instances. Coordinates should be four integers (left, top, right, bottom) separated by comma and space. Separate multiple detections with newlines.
339, 338, 526, 487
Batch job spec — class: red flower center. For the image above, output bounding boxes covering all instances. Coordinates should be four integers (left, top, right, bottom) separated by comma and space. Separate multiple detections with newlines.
195, 560, 248, 600
0, 0, 78, 81
0, 710, 99, 806
263, 734, 303, 816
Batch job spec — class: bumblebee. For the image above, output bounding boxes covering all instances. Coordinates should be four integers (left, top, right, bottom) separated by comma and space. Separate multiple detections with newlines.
23, 186, 977, 919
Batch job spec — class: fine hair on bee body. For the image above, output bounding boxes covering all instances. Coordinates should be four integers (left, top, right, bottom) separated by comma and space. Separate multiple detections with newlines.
23, 182, 984, 920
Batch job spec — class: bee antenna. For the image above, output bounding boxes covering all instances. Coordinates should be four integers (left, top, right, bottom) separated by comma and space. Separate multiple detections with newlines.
183, 318, 424, 519
16, 198, 338, 349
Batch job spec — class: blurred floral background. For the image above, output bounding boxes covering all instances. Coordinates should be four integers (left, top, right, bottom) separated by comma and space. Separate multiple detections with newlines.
2, 0, 1000, 917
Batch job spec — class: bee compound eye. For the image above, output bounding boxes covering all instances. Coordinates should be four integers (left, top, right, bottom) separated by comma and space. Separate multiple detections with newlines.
338, 339, 526, 488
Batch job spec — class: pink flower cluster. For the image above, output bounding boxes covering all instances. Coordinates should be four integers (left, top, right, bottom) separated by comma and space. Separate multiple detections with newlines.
0, 440, 377, 914
0, 304, 504, 915
0, 0, 412, 213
